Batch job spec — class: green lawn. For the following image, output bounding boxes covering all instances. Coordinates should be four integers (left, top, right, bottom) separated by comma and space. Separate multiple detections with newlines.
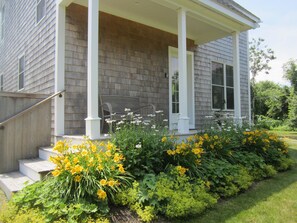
176, 131, 297, 223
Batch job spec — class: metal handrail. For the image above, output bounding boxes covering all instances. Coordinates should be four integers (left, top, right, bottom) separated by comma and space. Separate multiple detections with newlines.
0, 90, 65, 128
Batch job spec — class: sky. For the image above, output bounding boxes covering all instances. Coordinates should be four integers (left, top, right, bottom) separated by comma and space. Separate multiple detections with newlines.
235, 0, 297, 86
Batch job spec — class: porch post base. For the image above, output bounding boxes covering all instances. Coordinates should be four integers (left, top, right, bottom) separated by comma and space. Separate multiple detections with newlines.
178, 116, 190, 134
234, 117, 243, 127
85, 117, 101, 140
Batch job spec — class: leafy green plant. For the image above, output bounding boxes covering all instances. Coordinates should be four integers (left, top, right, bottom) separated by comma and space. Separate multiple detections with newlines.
115, 169, 217, 221
8, 179, 110, 223
227, 151, 277, 180
199, 159, 253, 197
112, 125, 172, 179
50, 140, 132, 203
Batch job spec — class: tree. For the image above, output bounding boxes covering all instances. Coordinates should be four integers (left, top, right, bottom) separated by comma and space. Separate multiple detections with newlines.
283, 59, 297, 93
249, 38, 276, 86
254, 81, 289, 120
249, 38, 276, 122
283, 59, 297, 128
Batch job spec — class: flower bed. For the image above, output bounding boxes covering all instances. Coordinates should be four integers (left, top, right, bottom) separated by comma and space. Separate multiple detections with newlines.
0, 112, 294, 222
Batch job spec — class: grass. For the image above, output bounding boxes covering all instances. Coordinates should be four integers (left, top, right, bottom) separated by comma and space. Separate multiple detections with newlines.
175, 131, 297, 223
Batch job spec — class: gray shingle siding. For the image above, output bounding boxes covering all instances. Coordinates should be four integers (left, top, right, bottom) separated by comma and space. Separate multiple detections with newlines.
194, 32, 250, 129
0, 0, 56, 94
1, 2, 251, 135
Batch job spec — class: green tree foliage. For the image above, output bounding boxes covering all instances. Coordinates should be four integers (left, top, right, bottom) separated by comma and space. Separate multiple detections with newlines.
249, 38, 276, 86
283, 59, 297, 128
254, 81, 289, 120
283, 59, 297, 93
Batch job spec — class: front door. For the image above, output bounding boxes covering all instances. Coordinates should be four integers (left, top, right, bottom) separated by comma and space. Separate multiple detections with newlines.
168, 47, 195, 130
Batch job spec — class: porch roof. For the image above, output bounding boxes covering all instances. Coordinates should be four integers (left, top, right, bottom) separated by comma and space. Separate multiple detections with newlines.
58, 0, 260, 44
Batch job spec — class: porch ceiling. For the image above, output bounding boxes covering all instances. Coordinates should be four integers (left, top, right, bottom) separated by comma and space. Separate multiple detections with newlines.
64, 0, 259, 44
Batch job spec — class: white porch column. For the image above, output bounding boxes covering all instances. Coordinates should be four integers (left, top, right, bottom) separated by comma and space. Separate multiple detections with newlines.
54, 4, 65, 138
85, 0, 101, 139
233, 31, 242, 125
177, 8, 190, 134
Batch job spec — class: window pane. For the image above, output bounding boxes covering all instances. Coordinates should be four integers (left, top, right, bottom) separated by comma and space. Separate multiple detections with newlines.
227, 87, 234, 109
212, 62, 224, 86
19, 73, 24, 90
19, 56, 25, 73
226, 65, 234, 87
212, 86, 224, 109
37, 0, 45, 23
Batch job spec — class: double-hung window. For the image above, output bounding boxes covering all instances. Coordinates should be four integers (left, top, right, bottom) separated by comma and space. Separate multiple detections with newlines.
212, 62, 234, 110
0, 5, 4, 40
36, 0, 46, 24
18, 56, 25, 90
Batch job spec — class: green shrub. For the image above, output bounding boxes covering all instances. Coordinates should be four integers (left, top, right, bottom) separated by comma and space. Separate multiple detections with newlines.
255, 115, 283, 130
115, 170, 217, 221
199, 159, 253, 197
240, 130, 293, 170
227, 151, 277, 180
112, 125, 172, 179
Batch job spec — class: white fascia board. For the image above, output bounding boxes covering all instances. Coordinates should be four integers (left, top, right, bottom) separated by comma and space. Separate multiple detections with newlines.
191, 0, 259, 29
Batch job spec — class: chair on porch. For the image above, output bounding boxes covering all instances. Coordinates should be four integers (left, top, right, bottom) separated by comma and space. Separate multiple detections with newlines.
99, 95, 156, 133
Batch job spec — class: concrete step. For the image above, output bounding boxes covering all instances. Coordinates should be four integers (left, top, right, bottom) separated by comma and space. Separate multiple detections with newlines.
39, 147, 59, 161
0, 172, 34, 199
19, 158, 55, 181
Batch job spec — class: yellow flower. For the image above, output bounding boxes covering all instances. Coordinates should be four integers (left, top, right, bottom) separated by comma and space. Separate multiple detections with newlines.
187, 136, 193, 142
73, 157, 79, 164
97, 164, 103, 171
210, 144, 215, 150
214, 135, 219, 140
97, 189, 107, 200
52, 169, 61, 177
176, 165, 188, 176
88, 157, 94, 167
118, 164, 125, 173
100, 179, 107, 186
91, 144, 97, 153
161, 136, 167, 143
204, 134, 209, 141
108, 180, 116, 187
192, 148, 202, 155
113, 153, 122, 163
81, 149, 88, 156
167, 150, 175, 155
65, 162, 71, 170
71, 165, 83, 175
106, 142, 114, 151
105, 150, 112, 157
74, 175, 81, 182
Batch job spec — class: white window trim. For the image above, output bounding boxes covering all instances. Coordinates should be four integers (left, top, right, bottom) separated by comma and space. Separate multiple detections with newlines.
0, 5, 5, 41
0, 74, 3, 91
36, 0, 46, 25
211, 61, 234, 111
18, 55, 25, 91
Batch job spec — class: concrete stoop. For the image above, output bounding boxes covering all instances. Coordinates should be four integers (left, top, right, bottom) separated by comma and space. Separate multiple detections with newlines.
0, 147, 57, 199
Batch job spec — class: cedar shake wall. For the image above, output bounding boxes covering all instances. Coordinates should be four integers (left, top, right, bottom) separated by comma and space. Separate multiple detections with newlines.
0, 0, 56, 94
65, 4, 195, 135
194, 32, 250, 129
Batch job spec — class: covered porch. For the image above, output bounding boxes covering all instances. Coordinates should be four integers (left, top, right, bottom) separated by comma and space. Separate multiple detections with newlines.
55, 0, 260, 140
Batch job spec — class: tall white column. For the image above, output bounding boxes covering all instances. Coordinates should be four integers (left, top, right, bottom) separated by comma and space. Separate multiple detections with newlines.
177, 8, 190, 134
85, 0, 101, 139
233, 31, 242, 125
54, 4, 65, 138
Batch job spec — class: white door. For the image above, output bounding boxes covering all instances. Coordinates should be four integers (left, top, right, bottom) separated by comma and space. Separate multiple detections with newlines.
169, 47, 195, 130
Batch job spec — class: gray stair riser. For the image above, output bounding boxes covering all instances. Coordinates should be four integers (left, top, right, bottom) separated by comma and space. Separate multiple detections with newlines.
19, 163, 42, 181
39, 149, 57, 161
